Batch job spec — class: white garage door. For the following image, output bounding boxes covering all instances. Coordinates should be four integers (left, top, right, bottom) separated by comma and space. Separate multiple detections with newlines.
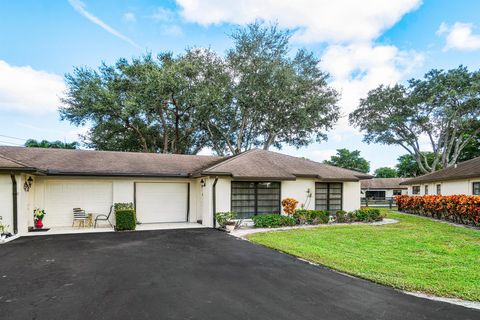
44, 181, 113, 227
136, 183, 188, 223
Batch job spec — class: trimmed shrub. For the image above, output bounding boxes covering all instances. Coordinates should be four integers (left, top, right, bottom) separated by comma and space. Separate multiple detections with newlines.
335, 210, 348, 223
114, 202, 134, 211
115, 209, 136, 231
252, 214, 296, 228
293, 209, 329, 225
215, 212, 237, 228
396, 194, 480, 226
350, 208, 383, 222
281, 198, 299, 215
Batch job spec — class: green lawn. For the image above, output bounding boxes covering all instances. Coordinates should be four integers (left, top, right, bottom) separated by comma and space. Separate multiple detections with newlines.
248, 210, 480, 301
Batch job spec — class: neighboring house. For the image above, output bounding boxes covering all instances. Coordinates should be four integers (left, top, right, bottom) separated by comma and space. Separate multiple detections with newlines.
400, 156, 480, 196
360, 178, 408, 200
0, 147, 371, 235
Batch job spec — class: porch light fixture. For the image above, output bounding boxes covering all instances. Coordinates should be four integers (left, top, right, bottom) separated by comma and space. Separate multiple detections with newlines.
23, 176, 33, 192
200, 179, 206, 188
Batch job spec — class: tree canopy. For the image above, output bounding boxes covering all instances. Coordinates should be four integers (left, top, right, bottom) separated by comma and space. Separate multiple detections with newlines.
323, 148, 370, 173
349, 66, 480, 174
60, 22, 339, 155
25, 139, 78, 149
374, 167, 398, 178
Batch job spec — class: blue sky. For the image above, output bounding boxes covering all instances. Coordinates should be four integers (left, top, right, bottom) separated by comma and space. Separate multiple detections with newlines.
1, 0, 479, 172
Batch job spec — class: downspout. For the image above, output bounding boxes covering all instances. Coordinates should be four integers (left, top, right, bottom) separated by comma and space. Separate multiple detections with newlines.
212, 177, 218, 228
10, 174, 18, 234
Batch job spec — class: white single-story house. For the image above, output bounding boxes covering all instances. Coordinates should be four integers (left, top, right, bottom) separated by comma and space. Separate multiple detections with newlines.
0, 147, 371, 236
360, 178, 408, 200
400, 156, 480, 196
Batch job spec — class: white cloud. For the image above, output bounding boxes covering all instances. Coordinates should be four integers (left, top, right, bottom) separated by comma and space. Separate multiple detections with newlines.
0, 60, 65, 113
150, 7, 176, 22
437, 22, 480, 51
123, 12, 136, 23
176, 0, 421, 43
68, 0, 141, 48
175, 0, 425, 147
320, 44, 424, 130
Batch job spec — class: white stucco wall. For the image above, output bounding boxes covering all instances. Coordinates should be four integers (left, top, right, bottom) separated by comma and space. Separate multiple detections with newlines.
343, 181, 361, 212
0, 174, 13, 234
17, 176, 203, 234
407, 177, 480, 196
281, 178, 315, 211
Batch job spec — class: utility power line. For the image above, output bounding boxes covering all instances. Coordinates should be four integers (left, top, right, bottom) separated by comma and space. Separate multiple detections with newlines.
0, 134, 27, 141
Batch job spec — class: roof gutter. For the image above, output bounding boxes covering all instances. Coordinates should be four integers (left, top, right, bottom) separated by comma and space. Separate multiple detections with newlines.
10, 174, 18, 234
212, 177, 218, 228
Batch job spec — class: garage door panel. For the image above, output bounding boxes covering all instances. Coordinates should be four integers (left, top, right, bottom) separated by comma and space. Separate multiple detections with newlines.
136, 183, 188, 223
44, 181, 113, 227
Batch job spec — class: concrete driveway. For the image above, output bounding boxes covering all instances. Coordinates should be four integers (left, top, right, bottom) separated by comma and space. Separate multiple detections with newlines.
0, 229, 478, 320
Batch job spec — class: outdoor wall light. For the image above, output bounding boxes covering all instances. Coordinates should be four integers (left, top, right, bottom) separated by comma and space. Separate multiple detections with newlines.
23, 176, 33, 192
200, 179, 206, 188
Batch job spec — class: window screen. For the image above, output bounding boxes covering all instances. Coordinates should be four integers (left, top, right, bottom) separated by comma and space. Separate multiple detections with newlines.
315, 182, 343, 212
473, 182, 480, 195
231, 181, 280, 219
412, 186, 420, 195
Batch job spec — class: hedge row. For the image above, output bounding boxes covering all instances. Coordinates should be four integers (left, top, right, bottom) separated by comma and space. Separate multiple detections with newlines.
252, 208, 383, 228
396, 195, 480, 226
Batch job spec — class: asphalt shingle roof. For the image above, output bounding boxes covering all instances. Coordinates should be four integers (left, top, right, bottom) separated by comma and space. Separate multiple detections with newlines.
0, 147, 373, 181
361, 178, 408, 189
201, 149, 372, 181
0, 146, 222, 177
401, 156, 480, 185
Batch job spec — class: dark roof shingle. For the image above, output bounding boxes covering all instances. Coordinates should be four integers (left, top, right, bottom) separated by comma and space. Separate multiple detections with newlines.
361, 178, 408, 189
0, 147, 373, 181
401, 156, 480, 185
0, 146, 222, 177
201, 149, 372, 181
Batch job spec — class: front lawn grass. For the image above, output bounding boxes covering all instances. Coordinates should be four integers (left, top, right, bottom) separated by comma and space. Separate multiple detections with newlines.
248, 210, 480, 301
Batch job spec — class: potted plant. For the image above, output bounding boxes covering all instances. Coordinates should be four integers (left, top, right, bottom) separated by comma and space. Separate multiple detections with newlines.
33, 208, 46, 229
215, 212, 239, 232
0, 221, 11, 241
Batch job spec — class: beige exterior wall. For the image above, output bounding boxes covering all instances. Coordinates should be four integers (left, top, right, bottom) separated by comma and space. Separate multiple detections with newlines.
18, 176, 206, 234
0, 174, 14, 234
343, 181, 361, 212
4, 174, 366, 234
406, 177, 480, 196
281, 178, 315, 211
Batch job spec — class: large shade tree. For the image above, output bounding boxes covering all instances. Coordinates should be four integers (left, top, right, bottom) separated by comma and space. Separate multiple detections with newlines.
60, 22, 339, 155
350, 66, 480, 174
203, 23, 340, 155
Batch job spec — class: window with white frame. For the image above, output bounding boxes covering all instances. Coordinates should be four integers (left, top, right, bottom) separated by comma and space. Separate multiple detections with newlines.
424, 185, 429, 195
436, 184, 441, 195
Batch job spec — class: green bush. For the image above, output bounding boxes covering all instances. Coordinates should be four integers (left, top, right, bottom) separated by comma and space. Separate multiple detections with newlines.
114, 202, 134, 211
115, 209, 136, 231
252, 214, 296, 228
350, 208, 383, 222
335, 210, 347, 223
215, 212, 237, 228
293, 209, 329, 225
